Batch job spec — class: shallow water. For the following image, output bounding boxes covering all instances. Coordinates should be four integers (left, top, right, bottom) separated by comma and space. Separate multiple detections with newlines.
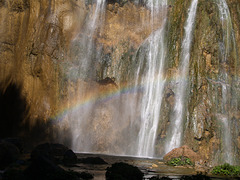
60, 153, 236, 180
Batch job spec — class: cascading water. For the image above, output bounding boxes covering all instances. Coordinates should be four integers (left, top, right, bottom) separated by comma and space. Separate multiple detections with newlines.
135, 0, 168, 157
164, 0, 198, 154
77, 0, 106, 79
216, 0, 238, 164
62, 0, 240, 162
69, 0, 106, 152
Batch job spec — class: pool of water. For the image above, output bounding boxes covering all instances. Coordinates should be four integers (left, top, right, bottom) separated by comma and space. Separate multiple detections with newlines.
60, 153, 236, 180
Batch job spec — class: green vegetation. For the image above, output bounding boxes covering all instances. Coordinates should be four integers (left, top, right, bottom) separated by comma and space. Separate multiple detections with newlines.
166, 157, 193, 166
212, 163, 240, 176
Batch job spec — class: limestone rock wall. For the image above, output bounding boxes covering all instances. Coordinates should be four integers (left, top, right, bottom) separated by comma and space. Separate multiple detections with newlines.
156, 0, 240, 165
0, 0, 87, 130
0, 0, 239, 165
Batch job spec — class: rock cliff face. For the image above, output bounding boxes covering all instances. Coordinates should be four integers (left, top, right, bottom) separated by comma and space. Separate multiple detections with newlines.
0, 0, 87, 127
0, 0, 239, 165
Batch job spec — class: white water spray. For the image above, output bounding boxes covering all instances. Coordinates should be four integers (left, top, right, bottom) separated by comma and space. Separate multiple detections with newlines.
78, 0, 105, 78
70, 0, 106, 152
217, 0, 237, 164
165, 0, 198, 154
136, 0, 167, 157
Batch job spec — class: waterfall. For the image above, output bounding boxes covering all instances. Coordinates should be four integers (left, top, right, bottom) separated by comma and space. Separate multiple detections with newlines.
77, 0, 106, 79
165, 0, 198, 154
217, 0, 237, 165
136, 0, 167, 157
70, 0, 106, 152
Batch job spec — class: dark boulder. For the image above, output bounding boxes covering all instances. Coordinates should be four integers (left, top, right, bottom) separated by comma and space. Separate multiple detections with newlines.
24, 149, 81, 180
180, 174, 210, 180
3, 138, 24, 153
78, 172, 94, 179
50, 143, 69, 157
25, 154, 66, 180
0, 142, 20, 170
31, 143, 69, 163
63, 149, 77, 165
105, 162, 143, 180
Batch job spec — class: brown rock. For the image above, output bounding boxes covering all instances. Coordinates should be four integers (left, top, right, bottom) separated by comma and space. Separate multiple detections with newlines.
163, 145, 201, 163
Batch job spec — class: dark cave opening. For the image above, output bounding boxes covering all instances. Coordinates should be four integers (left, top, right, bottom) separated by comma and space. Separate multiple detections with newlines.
0, 83, 28, 138
0, 82, 70, 149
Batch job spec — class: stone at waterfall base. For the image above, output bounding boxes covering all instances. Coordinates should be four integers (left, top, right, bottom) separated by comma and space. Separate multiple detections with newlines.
163, 145, 210, 173
105, 162, 143, 180
163, 145, 201, 163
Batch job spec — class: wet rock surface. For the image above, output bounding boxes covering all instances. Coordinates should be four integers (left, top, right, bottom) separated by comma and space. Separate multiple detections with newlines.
0, 0, 239, 166
163, 145, 202, 164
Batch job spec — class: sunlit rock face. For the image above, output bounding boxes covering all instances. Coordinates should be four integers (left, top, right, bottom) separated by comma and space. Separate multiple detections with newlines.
0, 0, 87, 127
0, 0, 240, 166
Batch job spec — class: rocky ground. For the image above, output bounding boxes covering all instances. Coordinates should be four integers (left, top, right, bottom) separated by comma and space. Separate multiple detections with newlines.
0, 0, 240, 169
0, 138, 238, 180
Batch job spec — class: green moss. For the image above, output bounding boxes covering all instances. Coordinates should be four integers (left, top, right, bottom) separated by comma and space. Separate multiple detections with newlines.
166, 157, 193, 166
212, 163, 240, 176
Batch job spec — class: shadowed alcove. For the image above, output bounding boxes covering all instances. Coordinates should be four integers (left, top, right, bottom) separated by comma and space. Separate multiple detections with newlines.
0, 82, 28, 138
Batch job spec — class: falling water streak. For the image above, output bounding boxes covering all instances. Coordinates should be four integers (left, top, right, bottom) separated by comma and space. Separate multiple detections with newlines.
79, 0, 106, 76
220, 116, 232, 163
217, 0, 236, 164
165, 0, 198, 154
136, 0, 167, 157
71, 0, 106, 151
217, 0, 232, 62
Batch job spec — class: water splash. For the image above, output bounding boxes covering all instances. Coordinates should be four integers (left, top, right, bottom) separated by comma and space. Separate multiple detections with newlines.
165, 0, 198, 154
216, 0, 238, 165
70, 0, 106, 152
136, 0, 167, 157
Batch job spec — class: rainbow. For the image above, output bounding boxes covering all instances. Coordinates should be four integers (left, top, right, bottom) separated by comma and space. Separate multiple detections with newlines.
51, 73, 194, 124
51, 82, 144, 123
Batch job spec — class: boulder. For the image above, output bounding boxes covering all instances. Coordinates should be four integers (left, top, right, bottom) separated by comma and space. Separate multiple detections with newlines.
180, 174, 210, 180
24, 154, 78, 180
31, 143, 69, 163
63, 149, 77, 165
163, 145, 201, 163
50, 143, 69, 157
25, 144, 81, 180
105, 162, 143, 180
0, 142, 20, 170
2, 138, 24, 153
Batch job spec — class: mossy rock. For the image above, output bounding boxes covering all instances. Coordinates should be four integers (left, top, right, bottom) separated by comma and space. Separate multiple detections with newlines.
166, 157, 193, 166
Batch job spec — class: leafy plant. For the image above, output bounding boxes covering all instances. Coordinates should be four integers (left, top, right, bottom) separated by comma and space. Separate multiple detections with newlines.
212, 163, 240, 176
166, 157, 193, 166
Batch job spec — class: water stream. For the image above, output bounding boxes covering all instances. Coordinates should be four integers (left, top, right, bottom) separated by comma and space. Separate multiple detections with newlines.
136, 0, 168, 157
70, 0, 106, 152
65, 0, 239, 162
164, 0, 199, 154
216, 0, 238, 164
77, 0, 106, 79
